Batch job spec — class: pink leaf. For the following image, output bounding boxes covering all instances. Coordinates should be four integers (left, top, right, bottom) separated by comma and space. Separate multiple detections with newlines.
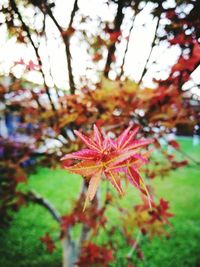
117, 125, 133, 148
93, 124, 103, 148
87, 170, 102, 201
107, 150, 135, 167
74, 130, 100, 151
127, 166, 152, 207
105, 171, 123, 195
64, 161, 103, 177
125, 139, 154, 151
118, 126, 140, 149
61, 149, 99, 161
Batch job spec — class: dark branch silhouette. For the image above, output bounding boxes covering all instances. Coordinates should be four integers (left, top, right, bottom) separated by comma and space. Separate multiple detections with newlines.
43, 0, 78, 94
104, 0, 125, 78
138, 16, 160, 85
118, 9, 140, 79
10, 0, 56, 111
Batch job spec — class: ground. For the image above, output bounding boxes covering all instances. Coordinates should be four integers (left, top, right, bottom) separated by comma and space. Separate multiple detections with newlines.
0, 137, 200, 267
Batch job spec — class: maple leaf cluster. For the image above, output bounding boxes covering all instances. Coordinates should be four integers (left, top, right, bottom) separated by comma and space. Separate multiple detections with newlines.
76, 243, 113, 267
40, 233, 56, 254
122, 197, 173, 239
60, 191, 107, 237
159, 4, 200, 90
136, 198, 173, 225
61, 124, 153, 208
13, 59, 40, 71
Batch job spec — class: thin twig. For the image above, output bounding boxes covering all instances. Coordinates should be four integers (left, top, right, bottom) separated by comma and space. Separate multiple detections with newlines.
43, 1, 78, 94
126, 230, 141, 259
43, 15, 64, 108
177, 147, 200, 166
25, 190, 61, 222
138, 15, 160, 85
104, 0, 125, 78
119, 9, 139, 78
163, 135, 200, 167
10, 0, 56, 110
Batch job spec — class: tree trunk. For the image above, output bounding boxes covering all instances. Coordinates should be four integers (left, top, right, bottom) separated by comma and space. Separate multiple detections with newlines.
62, 230, 77, 267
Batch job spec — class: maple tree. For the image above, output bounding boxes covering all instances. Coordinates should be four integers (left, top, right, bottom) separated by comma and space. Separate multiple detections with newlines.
0, 0, 200, 267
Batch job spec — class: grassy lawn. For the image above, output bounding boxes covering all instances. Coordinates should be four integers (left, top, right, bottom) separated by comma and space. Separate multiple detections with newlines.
0, 138, 200, 267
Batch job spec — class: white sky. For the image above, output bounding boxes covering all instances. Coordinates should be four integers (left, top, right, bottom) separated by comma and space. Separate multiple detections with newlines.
0, 0, 199, 97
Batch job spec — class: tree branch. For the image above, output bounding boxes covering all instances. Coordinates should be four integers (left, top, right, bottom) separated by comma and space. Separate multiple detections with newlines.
43, 15, 64, 108
118, 9, 140, 78
25, 190, 61, 223
126, 230, 141, 259
44, 1, 78, 94
10, 0, 56, 110
138, 15, 160, 85
177, 147, 200, 166
25, 189, 78, 267
104, 0, 125, 78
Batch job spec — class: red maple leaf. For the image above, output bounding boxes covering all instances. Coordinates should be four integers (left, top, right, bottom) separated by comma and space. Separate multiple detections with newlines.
109, 31, 121, 43
148, 198, 173, 224
13, 59, 40, 71
26, 60, 40, 71
168, 140, 180, 150
77, 243, 113, 267
13, 58, 25, 67
61, 124, 153, 209
40, 233, 56, 254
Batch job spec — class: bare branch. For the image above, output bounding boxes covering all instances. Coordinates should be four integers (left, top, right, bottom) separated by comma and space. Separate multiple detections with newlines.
44, 1, 78, 94
43, 15, 64, 108
177, 147, 200, 166
118, 9, 140, 78
126, 230, 141, 259
25, 190, 61, 223
138, 16, 160, 85
104, 0, 125, 78
10, 0, 56, 110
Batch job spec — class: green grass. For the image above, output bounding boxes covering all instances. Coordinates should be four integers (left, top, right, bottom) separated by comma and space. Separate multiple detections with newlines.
0, 138, 200, 267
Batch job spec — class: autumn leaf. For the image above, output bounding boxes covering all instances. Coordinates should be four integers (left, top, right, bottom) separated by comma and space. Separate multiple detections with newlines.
76, 243, 113, 267
168, 140, 180, 150
40, 233, 56, 254
61, 124, 153, 209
